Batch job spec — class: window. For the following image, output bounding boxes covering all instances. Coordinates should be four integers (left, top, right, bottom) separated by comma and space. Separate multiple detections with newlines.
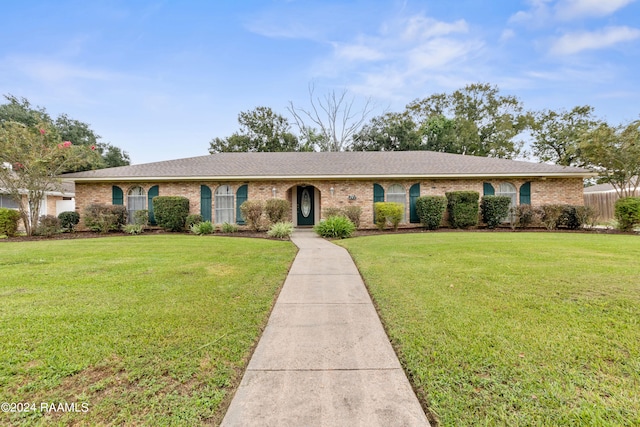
0, 194, 19, 209
127, 186, 146, 224
215, 185, 234, 224
387, 184, 406, 222
496, 182, 517, 222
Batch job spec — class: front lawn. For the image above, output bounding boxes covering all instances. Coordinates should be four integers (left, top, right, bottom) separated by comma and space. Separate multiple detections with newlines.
0, 235, 296, 426
338, 233, 640, 426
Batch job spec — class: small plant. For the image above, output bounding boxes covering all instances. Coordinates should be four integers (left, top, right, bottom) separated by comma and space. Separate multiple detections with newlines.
185, 214, 203, 229
314, 215, 356, 239
190, 221, 215, 235
614, 197, 640, 231
221, 222, 238, 233
374, 202, 403, 231
0, 208, 22, 237
153, 196, 190, 232
240, 200, 264, 231
123, 224, 144, 235
415, 196, 447, 230
134, 209, 149, 227
265, 199, 290, 224
267, 221, 294, 239
58, 211, 80, 232
35, 215, 61, 237
540, 204, 565, 230
481, 196, 512, 229
446, 191, 479, 229
342, 205, 362, 229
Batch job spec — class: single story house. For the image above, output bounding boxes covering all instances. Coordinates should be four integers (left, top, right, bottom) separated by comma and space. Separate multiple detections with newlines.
62, 151, 590, 228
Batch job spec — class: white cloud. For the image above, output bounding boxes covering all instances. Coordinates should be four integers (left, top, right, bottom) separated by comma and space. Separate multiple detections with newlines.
508, 0, 553, 26
7, 56, 119, 83
401, 16, 468, 40
555, 0, 636, 20
550, 26, 640, 55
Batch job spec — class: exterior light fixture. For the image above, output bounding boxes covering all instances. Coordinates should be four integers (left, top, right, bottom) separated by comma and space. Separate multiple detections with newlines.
330, 187, 335, 196
272, 187, 277, 197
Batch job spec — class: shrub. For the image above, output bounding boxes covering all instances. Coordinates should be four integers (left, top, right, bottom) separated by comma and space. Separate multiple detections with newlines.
374, 202, 403, 231
123, 224, 144, 235
84, 204, 127, 233
240, 200, 264, 231
134, 209, 149, 227
190, 221, 215, 235
323, 207, 343, 218
185, 214, 203, 229
58, 211, 80, 232
265, 199, 290, 224
481, 196, 512, 229
511, 205, 540, 229
557, 205, 595, 230
221, 222, 238, 233
446, 191, 479, 229
342, 205, 362, 229
267, 221, 294, 239
415, 196, 447, 230
540, 204, 565, 230
314, 215, 356, 239
614, 197, 640, 231
152, 196, 190, 232
0, 208, 21, 237
35, 215, 60, 237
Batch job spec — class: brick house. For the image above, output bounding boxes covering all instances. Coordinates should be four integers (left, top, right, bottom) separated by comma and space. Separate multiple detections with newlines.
62, 151, 590, 228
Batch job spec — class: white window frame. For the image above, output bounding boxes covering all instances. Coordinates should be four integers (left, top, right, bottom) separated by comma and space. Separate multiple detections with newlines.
215, 185, 235, 224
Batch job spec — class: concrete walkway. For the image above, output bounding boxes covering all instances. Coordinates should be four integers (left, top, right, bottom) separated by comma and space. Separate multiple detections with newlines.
220, 229, 430, 426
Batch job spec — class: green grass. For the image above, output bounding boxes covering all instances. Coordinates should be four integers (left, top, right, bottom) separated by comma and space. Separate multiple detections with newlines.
338, 232, 640, 427
0, 235, 296, 426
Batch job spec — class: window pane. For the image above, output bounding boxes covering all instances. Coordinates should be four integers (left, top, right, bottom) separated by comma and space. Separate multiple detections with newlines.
127, 186, 146, 224
215, 185, 235, 224
387, 184, 406, 222
0, 194, 20, 209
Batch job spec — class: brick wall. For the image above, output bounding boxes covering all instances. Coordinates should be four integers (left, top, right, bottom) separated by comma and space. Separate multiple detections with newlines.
73, 177, 585, 229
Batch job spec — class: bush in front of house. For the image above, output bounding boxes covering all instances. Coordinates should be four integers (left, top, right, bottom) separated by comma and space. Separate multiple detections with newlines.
265, 199, 290, 224
58, 211, 80, 232
190, 221, 215, 235
559, 205, 596, 230
123, 224, 144, 235
0, 208, 21, 237
267, 221, 294, 239
152, 196, 190, 232
446, 191, 479, 229
540, 204, 565, 230
314, 215, 356, 239
415, 196, 447, 230
614, 197, 640, 231
84, 204, 127, 233
342, 205, 362, 229
374, 202, 403, 231
240, 200, 264, 231
35, 215, 61, 236
185, 214, 203, 229
134, 209, 149, 227
221, 222, 238, 233
510, 205, 540, 229
481, 196, 512, 229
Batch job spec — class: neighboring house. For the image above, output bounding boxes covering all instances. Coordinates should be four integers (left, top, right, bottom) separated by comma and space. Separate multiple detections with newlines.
62, 151, 590, 228
584, 180, 640, 221
1, 182, 75, 230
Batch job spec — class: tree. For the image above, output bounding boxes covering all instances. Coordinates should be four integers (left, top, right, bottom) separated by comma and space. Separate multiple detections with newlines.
352, 112, 422, 151
531, 105, 600, 166
580, 120, 640, 198
288, 84, 376, 151
0, 120, 97, 235
209, 106, 301, 153
406, 83, 530, 158
0, 94, 130, 171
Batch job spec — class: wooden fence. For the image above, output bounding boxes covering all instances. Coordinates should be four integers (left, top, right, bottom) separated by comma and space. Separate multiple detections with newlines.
584, 190, 640, 221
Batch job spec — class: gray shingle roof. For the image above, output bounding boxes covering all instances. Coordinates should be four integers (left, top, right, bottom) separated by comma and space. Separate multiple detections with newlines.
62, 151, 591, 181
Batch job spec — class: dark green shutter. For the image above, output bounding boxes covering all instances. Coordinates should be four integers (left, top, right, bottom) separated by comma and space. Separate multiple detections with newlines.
200, 185, 212, 222
147, 185, 159, 225
236, 185, 248, 225
409, 183, 420, 223
520, 182, 531, 205
112, 186, 123, 205
373, 183, 385, 223
483, 182, 495, 196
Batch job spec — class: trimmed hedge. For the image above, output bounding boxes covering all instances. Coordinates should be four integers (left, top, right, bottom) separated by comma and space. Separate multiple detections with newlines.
374, 202, 403, 231
446, 191, 479, 229
0, 208, 21, 237
415, 196, 447, 230
58, 211, 80, 232
152, 196, 190, 232
84, 204, 127, 233
615, 197, 640, 231
481, 196, 512, 229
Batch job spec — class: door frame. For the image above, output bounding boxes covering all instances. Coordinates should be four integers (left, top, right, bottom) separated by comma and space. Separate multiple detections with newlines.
293, 185, 319, 226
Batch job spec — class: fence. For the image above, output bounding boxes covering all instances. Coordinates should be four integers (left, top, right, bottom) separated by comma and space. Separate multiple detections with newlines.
584, 190, 640, 221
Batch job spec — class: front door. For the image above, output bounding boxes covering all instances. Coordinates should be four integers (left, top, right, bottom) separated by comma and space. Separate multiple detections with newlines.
297, 186, 314, 226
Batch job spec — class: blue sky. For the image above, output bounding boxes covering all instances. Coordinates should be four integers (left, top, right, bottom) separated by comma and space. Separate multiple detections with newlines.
1, 0, 639, 164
